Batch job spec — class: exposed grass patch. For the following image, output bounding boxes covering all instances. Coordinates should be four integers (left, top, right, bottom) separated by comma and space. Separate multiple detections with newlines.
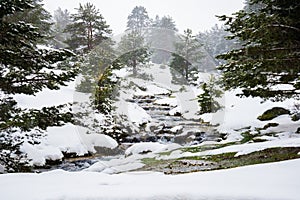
178, 147, 300, 173
181, 142, 237, 153
158, 151, 173, 156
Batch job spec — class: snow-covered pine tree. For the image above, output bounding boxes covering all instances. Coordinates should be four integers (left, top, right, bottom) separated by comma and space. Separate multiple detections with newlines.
4, 0, 53, 43
127, 6, 151, 34
217, 0, 300, 100
170, 29, 203, 80
149, 15, 178, 64
197, 76, 222, 114
51, 7, 72, 49
0, 0, 78, 172
117, 31, 151, 76
65, 3, 112, 52
197, 24, 240, 65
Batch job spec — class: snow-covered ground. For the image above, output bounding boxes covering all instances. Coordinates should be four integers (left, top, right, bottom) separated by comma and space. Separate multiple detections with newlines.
16, 63, 298, 167
1, 158, 300, 200
195, 84, 299, 135
2, 62, 299, 199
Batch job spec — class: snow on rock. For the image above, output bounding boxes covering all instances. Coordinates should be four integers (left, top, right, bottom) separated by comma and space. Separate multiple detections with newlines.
154, 97, 177, 107
133, 84, 170, 98
125, 142, 181, 156
133, 89, 154, 98
21, 124, 118, 166
112, 68, 130, 78
144, 84, 171, 95
21, 143, 64, 166
127, 102, 152, 125
170, 125, 183, 133
85, 155, 145, 174
1, 159, 300, 200
169, 106, 182, 116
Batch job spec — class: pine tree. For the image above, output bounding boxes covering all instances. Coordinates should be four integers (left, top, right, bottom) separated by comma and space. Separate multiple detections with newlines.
51, 7, 71, 49
149, 15, 178, 64
0, 0, 78, 172
65, 3, 111, 52
197, 76, 222, 114
127, 6, 150, 34
217, 0, 300, 100
170, 29, 203, 80
76, 39, 116, 93
197, 24, 240, 66
117, 31, 151, 76
3, 0, 53, 43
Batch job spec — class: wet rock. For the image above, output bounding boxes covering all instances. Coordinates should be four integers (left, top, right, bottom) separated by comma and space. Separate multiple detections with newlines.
94, 146, 124, 156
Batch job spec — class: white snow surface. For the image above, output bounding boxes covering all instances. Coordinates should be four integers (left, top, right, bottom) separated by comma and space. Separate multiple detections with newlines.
144, 84, 171, 95
1, 158, 300, 200
21, 124, 118, 166
170, 125, 183, 133
127, 102, 152, 125
199, 89, 299, 135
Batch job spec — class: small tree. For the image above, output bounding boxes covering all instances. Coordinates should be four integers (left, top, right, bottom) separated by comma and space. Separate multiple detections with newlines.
170, 29, 203, 80
0, 0, 78, 172
198, 76, 222, 114
65, 3, 111, 52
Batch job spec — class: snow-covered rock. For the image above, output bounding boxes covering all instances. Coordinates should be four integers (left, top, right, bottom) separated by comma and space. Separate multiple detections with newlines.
127, 102, 152, 125
169, 106, 182, 116
125, 142, 181, 156
170, 125, 183, 133
154, 97, 177, 107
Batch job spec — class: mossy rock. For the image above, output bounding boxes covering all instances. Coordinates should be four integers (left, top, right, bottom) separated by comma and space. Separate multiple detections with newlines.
241, 131, 259, 143
263, 123, 279, 130
291, 114, 300, 121
257, 107, 290, 121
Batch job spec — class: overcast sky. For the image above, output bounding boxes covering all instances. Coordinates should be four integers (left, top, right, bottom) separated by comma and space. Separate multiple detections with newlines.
43, 0, 245, 35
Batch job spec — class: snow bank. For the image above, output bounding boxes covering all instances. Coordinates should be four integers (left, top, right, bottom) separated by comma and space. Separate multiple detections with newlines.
21, 124, 118, 166
1, 159, 300, 200
200, 89, 298, 134
125, 142, 181, 156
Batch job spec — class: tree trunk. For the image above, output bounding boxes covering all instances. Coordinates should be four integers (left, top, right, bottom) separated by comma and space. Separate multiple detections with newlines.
133, 58, 137, 76
185, 61, 189, 80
